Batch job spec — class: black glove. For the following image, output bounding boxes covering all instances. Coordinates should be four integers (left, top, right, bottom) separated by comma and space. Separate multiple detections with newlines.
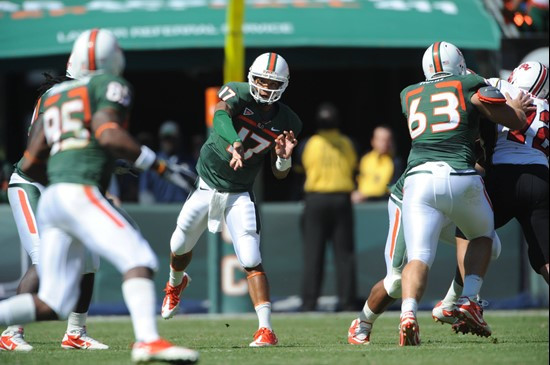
161, 162, 197, 192
114, 159, 140, 177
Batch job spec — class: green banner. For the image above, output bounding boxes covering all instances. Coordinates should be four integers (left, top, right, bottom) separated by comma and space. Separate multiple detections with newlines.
0, 0, 500, 59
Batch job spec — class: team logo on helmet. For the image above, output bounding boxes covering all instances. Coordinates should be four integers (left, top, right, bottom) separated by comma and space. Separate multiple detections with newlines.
509, 61, 549, 99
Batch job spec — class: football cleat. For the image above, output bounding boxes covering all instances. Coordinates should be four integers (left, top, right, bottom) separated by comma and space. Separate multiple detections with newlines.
0, 328, 33, 352
453, 296, 491, 337
249, 327, 278, 347
131, 338, 199, 364
161, 273, 191, 320
61, 326, 109, 350
399, 311, 420, 346
347, 318, 372, 345
432, 301, 460, 325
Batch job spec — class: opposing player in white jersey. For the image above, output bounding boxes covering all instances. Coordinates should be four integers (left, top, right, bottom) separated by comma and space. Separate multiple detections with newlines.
0, 28, 198, 364
433, 61, 548, 329
397, 41, 528, 346
0, 76, 108, 351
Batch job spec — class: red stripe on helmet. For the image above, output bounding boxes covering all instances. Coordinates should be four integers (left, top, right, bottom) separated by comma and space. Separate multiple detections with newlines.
531, 63, 548, 97
267, 53, 277, 72
433, 42, 443, 73
88, 29, 99, 71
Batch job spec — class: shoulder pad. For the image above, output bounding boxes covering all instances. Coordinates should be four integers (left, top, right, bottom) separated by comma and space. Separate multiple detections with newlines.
477, 86, 507, 104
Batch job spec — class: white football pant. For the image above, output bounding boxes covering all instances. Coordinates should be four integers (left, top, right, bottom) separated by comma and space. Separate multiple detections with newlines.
8, 172, 99, 273
36, 183, 158, 318
402, 162, 494, 268
170, 178, 262, 269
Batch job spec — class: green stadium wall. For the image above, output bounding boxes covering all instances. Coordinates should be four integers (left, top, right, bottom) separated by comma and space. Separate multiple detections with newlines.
0, 202, 540, 312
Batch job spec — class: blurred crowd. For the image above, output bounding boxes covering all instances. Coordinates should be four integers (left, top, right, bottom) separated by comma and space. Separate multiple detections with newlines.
503, 0, 549, 32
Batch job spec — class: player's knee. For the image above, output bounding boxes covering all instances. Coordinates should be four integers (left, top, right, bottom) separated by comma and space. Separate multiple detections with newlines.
235, 235, 262, 269
170, 226, 195, 255
383, 274, 402, 299
407, 250, 434, 268
238, 252, 262, 269
29, 250, 40, 266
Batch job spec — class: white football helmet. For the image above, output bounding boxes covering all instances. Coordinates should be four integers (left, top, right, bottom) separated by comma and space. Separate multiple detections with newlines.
508, 61, 549, 99
66, 28, 125, 79
422, 41, 467, 80
248, 53, 289, 104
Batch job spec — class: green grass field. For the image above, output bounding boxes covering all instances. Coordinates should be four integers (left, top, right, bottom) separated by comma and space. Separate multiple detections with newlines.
1, 311, 548, 365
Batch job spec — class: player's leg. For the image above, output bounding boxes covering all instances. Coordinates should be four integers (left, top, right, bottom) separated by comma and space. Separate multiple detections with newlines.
516, 165, 549, 283
348, 195, 404, 345
0, 209, 85, 340
162, 185, 209, 319
434, 169, 506, 326
63, 184, 198, 363
449, 175, 494, 337
61, 250, 108, 350
401, 171, 447, 346
301, 193, 331, 311
225, 191, 277, 347
331, 193, 357, 311
1, 177, 42, 351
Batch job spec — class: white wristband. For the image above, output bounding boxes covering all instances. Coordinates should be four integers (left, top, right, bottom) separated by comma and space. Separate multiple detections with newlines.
134, 145, 157, 171
275, 156, 292, 171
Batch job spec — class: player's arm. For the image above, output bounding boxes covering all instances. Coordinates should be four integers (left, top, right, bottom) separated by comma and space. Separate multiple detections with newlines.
214, 100, 244, 171
471, 86, 530, 130
20, 117, 50, 185
271, 130, 298, 179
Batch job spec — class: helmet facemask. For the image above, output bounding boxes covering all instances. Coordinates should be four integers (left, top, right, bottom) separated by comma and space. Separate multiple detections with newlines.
248, 73, 288, 104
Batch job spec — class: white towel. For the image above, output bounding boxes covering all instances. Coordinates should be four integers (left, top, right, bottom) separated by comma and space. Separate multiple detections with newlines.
208, 190, 229, 233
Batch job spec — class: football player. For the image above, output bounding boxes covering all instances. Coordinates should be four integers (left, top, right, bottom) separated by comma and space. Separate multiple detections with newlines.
1, 71, 107, 352
396, 41, 528, 345
0, 29, 198, 364
160, 53, 302, 347
347, 173, 503, 345
432, 61, 549, 327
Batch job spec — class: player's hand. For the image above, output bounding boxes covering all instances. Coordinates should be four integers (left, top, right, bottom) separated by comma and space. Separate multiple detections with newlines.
114, 159, 139, 177
230, 141, 244, 171
160, 161, 197, 192
275, 130, 298, 159
506, 91, 536, 114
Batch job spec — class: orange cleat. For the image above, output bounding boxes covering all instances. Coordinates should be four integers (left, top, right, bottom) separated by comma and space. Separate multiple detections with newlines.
249, 327, 278, 347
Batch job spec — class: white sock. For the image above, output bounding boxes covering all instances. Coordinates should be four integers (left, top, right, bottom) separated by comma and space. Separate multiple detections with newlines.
169, 267, 184, 287
122, 278, 160, 343
0, 294, 36, 326
67, 312, 87, 332
442, 279, 463, 305
255, 302, 272, 330
401, 298, 418, 315
462, 275, 483, 300
359, 301, 380, 324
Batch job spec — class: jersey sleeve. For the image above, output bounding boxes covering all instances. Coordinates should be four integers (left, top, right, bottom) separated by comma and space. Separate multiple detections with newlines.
462, 74, 489, 102
218, 82, 246, 113
93, 74, 133, 124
